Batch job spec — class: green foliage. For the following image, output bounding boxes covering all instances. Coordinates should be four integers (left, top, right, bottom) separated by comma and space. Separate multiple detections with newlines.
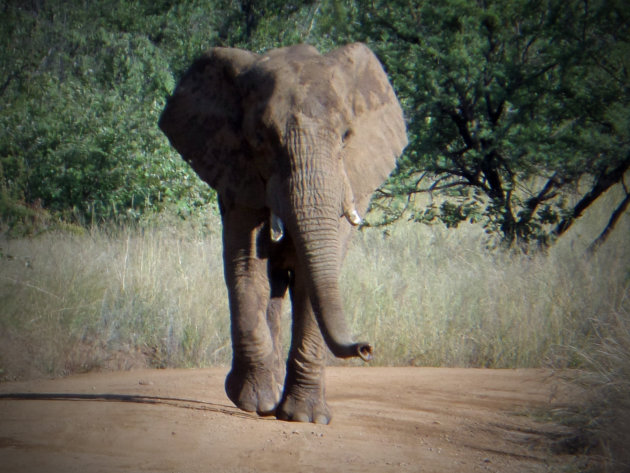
0, 1, 215, 225
215, 0, 324, 50
1, 0, 628, 246
341, 0, 630, 248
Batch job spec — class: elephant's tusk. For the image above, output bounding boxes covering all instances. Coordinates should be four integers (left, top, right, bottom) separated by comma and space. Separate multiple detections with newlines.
345, 209, 362, 226
270, 213, 284, 242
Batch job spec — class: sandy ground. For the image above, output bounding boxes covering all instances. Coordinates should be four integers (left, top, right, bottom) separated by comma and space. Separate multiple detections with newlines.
0, 367, 580, 473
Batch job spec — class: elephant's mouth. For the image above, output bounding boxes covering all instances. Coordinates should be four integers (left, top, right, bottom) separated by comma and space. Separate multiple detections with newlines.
269, 210, 361, 244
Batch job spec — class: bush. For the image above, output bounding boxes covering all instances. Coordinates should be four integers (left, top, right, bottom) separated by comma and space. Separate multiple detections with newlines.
0, 1, 216, 226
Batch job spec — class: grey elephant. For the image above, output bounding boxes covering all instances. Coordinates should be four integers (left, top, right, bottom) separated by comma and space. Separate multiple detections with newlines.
159, 43, 407, 424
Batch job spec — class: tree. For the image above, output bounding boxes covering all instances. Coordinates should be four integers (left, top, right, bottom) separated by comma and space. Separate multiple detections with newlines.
0, 1, 218, 224
0, 0, 324, 226
333, 0, 630, 249
2, 0, 628, 248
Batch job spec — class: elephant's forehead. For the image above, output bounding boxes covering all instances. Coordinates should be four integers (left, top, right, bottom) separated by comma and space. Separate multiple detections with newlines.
246, 49, 349, 126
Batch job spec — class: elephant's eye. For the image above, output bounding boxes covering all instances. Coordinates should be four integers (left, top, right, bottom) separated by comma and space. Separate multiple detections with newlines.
341, 129, 353, 142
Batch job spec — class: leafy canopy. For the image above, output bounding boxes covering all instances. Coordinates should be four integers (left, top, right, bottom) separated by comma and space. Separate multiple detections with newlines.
339, 0, 630, 248
1, 0, 628, 248
0, 1, 218, 225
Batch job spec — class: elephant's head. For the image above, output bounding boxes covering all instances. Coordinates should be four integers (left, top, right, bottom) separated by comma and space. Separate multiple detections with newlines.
159, 43, 407, 361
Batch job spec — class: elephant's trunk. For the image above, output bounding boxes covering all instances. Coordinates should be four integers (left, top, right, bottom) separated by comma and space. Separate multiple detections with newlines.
283, 125, 372, 362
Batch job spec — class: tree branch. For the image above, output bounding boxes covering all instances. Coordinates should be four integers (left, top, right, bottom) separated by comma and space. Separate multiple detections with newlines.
480, 151, 506, 202
443, 103, 477, 149
524, 173, 562, 213
554, 155, 630, 237
586, 190, 630, 254
368, 12, 423, 46
485, 92, 505, 125
0, 71, 19, 98
434, 165, 486, 192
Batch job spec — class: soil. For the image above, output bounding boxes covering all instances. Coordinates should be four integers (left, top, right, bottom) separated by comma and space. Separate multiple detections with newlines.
0, 367, 582, 472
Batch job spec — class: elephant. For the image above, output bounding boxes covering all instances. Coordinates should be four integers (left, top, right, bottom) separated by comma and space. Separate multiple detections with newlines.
159, 43, 407, 424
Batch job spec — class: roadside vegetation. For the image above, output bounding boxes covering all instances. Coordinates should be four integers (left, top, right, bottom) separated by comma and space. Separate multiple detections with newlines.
2, 186, 627, 373
1, 0, 628, 470
1, 184, 628, 470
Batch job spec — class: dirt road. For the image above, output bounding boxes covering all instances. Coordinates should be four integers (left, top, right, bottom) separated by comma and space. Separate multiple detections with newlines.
0, 367, 579, 472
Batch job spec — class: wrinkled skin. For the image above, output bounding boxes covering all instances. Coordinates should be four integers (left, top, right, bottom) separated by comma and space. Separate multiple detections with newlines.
159, 43, 407, 424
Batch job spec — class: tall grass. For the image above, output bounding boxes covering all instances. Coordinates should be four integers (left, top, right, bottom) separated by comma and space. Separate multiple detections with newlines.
0, 216, 230, 379
341, 214, 629, 368
567, 308, 630, 472
1, 195, 628, 377
1, 190, 628, 468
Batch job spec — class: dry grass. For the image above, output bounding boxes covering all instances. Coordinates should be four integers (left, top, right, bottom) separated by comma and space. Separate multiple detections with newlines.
341, 198, 630, 468
0, 216, 230, 379
573, 309, 630, 471
340, 221, 628, 368
0, 192, 627, 376
0, 187, 628, 468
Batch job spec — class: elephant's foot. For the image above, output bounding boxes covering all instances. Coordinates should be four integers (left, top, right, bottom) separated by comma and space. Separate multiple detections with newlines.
277, 380, 331, 424
225, 364, 282, 415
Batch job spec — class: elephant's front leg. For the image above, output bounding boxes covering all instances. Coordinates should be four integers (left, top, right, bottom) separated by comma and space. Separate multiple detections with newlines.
277, 269, 331, 424
222, 205, 282, 415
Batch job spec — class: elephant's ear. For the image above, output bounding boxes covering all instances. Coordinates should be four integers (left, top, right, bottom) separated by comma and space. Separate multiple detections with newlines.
159, 48, 265, 208
327, 43, 408, 205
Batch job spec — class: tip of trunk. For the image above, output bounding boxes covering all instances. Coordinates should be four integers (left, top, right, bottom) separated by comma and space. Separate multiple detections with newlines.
356, 342, 373, 362
327, 340, 373, 362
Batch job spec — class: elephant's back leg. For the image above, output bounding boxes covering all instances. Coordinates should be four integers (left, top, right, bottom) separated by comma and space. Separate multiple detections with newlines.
266, 241, 293, 394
